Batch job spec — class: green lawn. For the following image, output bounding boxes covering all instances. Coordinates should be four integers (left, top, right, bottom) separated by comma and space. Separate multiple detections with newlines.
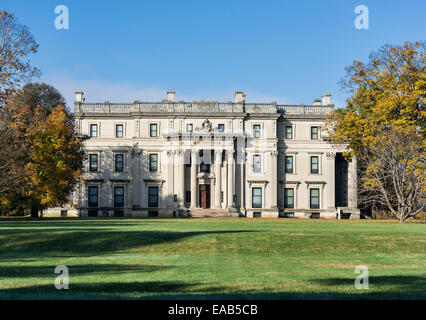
0, 218, 425, 299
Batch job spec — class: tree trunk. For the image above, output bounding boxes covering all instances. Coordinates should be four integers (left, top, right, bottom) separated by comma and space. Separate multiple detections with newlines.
30, 207, 39, 218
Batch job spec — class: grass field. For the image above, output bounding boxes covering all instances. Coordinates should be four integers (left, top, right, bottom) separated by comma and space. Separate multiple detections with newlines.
0, 218, 425, 299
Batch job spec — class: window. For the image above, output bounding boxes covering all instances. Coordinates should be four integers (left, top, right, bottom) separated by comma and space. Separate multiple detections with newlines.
285, 126, 293, 139
310, 188, 320, 209
200, 162, 210, 173
89, 154, 98, 172
311, 156, 319, 174
90, 124, 98, 138
218, 124, 225, 132
253, 125, 261, 138
150, 123, 158, 137
148, 186, 159, 207
186, 191, 191, 203
284, 188, 294, 208
252, 187, 262, 208
285, 156, 293, 173
186, 123, 193, 133
311, 126, 319, 140
253, 155, 261, 173
114, 186, 124, 207
115, 124, 123, 138
88, 186, 98, 207
115, 154, 124, 172
149, 154, 158, 172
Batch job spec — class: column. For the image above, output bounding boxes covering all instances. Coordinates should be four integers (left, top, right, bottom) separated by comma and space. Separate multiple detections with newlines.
270, 150, 278, 209
190, 149, 198, 208
227, 150, 234, 208
214, 149, 222, 208
348, 155, 358, 209
178, 150, 185, 208
326, 152, 336, 209
167, 150, 175, 207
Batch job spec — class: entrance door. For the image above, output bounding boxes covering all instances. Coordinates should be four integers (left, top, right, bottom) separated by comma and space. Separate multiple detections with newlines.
199, 184, 211, 208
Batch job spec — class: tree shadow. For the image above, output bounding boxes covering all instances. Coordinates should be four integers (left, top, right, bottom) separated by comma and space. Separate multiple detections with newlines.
0, 229, 259, 259
311, 275, 426, 291
1, 280, 425, 299
0, 264, 172, 279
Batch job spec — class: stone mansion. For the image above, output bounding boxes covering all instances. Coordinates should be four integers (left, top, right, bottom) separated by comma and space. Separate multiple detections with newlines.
56, 90, 360, 219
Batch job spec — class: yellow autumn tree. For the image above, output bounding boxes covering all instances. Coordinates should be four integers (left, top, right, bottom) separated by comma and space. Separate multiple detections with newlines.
326, 41, 425, 222
0, 84, 85, 217
22, 105, 85, 216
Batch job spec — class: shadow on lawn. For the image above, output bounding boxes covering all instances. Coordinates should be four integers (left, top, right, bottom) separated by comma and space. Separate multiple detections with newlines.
0, 229, 258, 259
311, 275, 426, 291
0, 264, 172, 279
1, 276, 425, 299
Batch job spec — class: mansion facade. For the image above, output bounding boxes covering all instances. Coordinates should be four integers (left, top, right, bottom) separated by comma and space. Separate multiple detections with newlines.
56, 90, 360, 219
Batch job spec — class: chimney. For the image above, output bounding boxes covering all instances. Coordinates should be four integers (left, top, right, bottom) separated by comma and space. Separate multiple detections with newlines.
235, 91, 246, 103
167, 90, 175, 102
312, 99, 321, 106
75, 91, 84, 103
321, 93, 331, 105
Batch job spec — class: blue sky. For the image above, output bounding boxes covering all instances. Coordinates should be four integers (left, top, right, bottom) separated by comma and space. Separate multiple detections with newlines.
3, 0, 425, 108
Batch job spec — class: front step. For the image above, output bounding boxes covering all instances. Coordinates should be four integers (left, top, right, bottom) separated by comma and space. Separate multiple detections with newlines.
188, 208, 228, 218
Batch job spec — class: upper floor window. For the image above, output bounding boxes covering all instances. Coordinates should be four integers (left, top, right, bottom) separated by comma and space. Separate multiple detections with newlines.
310, 156, 319, 174
115, 154, 124, 172
150, 123, 158, 137
90, 124, 98, 138
284, 188, 294, 208
310, 188, 320, 209
89, 154, 98, 172
200, 162, 210, 173
285, 126, 293, 139
218, 124, 225, 132
285, 156, 293, 173
253, 155, 261, 173
88, 186, 98, 207
252, 187, 262, 208
311, 126, 319, 140
148, 186, 159, 207
114, 186, 124, 207
115, 124, 123, 138
253, 125, 261, 138
186, 123, 193, 133
149, 154, 158, 172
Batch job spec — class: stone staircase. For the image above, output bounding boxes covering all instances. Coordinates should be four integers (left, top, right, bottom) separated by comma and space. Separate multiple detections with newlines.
187, 208, 229, 218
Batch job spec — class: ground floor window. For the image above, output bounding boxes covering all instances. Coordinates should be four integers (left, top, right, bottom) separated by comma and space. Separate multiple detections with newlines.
148, 186, 159, 207
252, 187, 262, 208
185, 191, 191, 203
284, 188, 294, 208
114, 186, 124, 207
88, 186, 98, 207
310, 188, 320, 209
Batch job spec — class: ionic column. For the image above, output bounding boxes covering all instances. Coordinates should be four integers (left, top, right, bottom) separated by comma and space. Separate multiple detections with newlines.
190, 149, 198, 208
348, 155, 358, 209
270, 150, 278, 209
227, 150, 235, 208
326, 152, 336, 209
166, 150, 175, 207
214, 149, 222, 208
177, 150, 185, 208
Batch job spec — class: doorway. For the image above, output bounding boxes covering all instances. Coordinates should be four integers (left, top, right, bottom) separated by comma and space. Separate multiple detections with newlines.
199, 184, 211, 208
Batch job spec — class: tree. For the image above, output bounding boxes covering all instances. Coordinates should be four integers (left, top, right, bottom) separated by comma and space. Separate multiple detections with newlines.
0, 10, 40, 107
0, 84, 85, 217
326, 41, 425, 222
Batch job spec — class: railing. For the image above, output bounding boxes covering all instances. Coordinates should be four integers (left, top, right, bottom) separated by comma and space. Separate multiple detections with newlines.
77, 102, 334, 115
